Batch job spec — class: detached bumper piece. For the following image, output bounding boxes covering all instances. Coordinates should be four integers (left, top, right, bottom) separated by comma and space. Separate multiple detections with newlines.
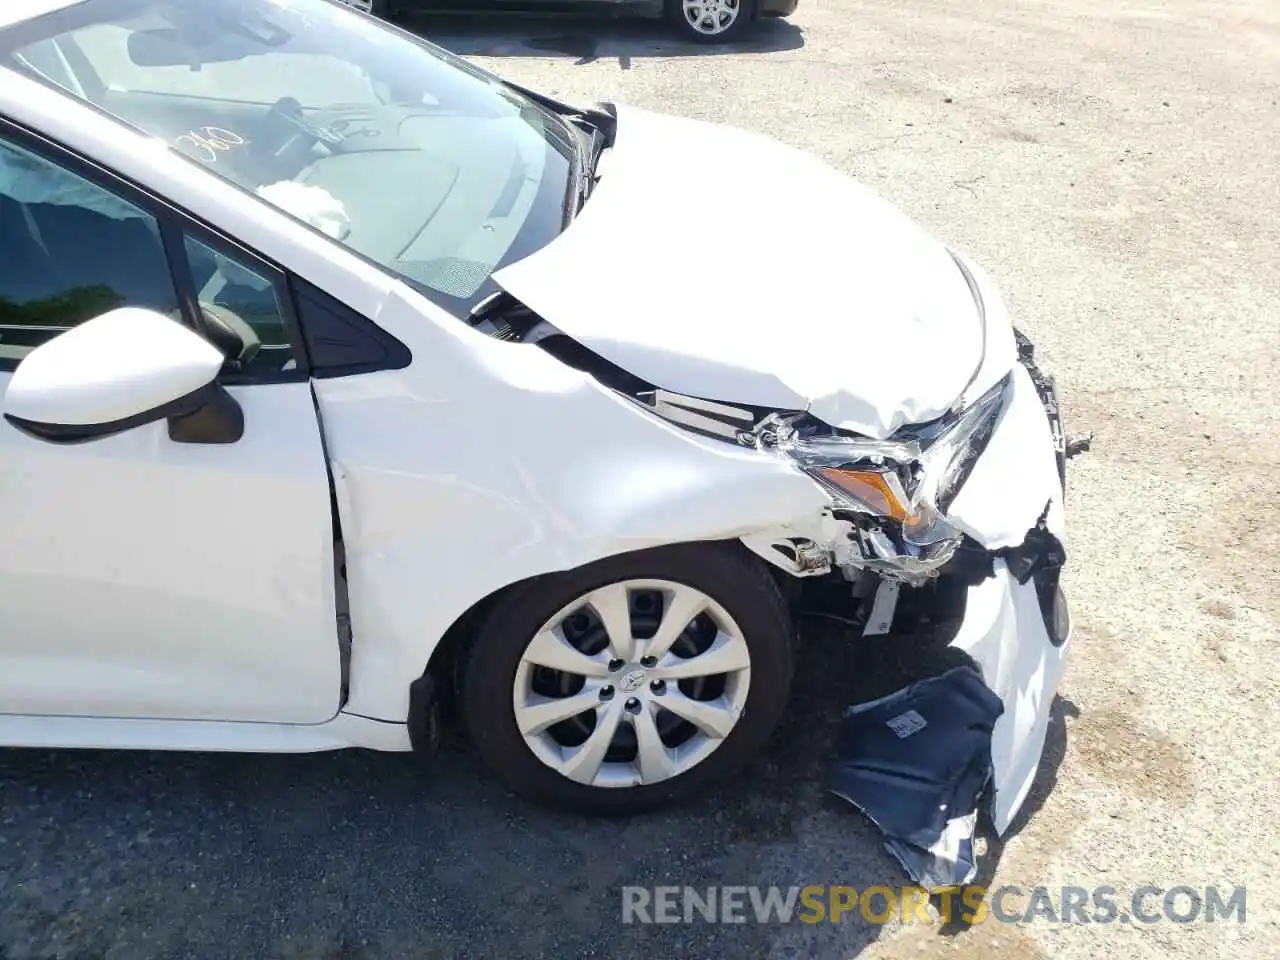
828, 666, 1003, 890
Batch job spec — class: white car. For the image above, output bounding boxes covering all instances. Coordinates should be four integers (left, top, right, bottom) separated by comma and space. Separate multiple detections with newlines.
0, 0, 1070, 824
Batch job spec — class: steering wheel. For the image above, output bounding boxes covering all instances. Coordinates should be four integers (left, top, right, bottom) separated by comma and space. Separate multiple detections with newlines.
265, 96, 345, 148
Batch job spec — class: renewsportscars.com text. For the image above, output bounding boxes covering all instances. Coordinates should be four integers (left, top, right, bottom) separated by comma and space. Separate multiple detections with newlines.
621, 884, 1246, 926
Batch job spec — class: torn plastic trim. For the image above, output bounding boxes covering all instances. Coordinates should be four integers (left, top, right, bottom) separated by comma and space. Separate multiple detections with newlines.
829, 664, 1002, 889
741, 513, 860, 581
998, 503, 1066, 587
1014, 330, 1093, 476
997, 504, 1071, 651
746, 492, 1067, 604
1014, 328, 1067, 487
742, 511, 964, 588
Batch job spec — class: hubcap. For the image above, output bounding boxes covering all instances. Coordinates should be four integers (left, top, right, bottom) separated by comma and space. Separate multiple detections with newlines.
681, 0, 741, 35
513, 580, 752, 789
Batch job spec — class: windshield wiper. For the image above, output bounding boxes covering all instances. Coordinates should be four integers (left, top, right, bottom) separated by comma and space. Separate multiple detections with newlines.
496, 80, 615, 218
573, 124, 608, 213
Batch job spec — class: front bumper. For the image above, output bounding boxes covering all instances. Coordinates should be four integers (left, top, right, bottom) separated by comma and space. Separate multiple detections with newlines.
808, 341, 1072, 887
954, 340, 1071, 832
951, 554, 1070, 831
916, 347, 1071, 833
759, 0, 800, 17
747, 338, 1071, 838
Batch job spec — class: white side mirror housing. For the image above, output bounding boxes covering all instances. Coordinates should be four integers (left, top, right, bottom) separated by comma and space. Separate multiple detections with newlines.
3, 308, 241, 444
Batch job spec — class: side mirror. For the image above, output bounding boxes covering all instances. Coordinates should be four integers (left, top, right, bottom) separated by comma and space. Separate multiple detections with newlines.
3, 308, 244, 444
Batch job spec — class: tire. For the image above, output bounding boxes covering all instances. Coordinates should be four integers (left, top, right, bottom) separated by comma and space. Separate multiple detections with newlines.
461, 543, 794, 814
665, 0, 757, 44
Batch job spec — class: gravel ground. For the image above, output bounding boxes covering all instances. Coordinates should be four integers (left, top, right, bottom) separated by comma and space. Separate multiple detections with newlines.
3, 1, 1279, 958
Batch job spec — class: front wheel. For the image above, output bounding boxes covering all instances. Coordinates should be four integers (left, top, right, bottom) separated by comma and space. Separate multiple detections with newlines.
665, 0, 757, 43
461, 544, 794, 814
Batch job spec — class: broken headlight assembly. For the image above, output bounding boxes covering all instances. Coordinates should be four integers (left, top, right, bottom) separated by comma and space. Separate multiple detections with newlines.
748, 376, 1011, 583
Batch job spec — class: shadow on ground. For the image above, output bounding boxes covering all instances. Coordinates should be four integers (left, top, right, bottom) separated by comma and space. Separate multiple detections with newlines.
0, 620, 1067, 959
406, 12, 804, 66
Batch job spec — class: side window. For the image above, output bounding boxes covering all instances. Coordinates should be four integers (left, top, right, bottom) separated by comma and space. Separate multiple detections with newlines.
181, 234, 298, 378
0, 136, 179, 365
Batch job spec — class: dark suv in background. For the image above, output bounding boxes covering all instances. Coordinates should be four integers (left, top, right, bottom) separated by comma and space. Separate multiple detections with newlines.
341, 0, 799, 44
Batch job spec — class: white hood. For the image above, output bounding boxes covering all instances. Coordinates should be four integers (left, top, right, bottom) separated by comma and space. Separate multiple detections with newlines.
494, 106, 986, 439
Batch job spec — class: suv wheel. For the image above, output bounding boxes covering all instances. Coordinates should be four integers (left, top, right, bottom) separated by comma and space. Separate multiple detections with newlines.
665, 0, 757, 43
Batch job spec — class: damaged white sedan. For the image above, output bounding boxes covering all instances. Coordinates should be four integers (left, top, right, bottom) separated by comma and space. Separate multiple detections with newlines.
0, 0, 1071, 829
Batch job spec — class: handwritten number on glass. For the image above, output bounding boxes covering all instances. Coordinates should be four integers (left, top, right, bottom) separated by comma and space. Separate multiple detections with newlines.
174, 127, 246, 163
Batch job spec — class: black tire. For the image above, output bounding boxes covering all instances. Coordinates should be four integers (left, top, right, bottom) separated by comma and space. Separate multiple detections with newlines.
664, 0, 757, 44
461, 542, 794, 814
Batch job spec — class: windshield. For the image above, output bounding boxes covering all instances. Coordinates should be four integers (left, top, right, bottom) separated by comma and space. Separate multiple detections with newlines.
0, 0, 575, 314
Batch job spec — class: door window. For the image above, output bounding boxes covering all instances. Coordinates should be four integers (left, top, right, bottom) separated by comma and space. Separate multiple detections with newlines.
0, 130, 301, 377
182, 233, 297, 378
0, 135, 179, 364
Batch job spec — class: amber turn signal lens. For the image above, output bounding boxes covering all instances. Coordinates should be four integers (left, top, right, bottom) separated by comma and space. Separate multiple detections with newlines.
815, 468, 913, 521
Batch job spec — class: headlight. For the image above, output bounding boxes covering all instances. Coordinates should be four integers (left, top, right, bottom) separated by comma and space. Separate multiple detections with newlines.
766, 374, 1011, 539
900, 376, 1009, 546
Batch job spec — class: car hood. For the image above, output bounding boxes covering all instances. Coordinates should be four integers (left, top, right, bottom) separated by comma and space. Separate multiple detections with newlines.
493, 106, 987, 439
